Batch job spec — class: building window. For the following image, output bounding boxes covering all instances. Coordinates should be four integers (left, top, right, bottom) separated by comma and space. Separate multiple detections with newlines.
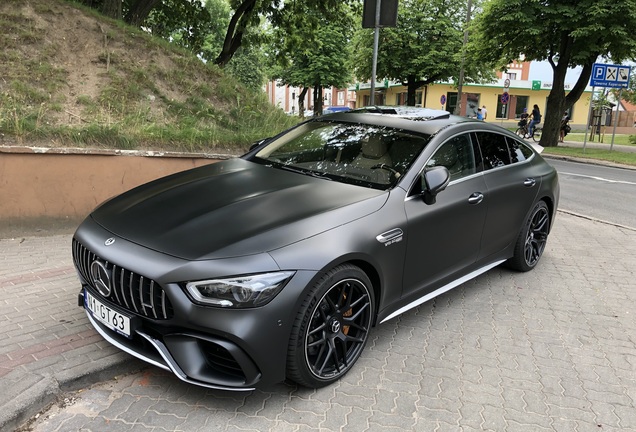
505, 72, 517, 80
515, 96, 529, 118
363, 93, 385, 106
446, 92, 458, 114
466, 93, 480, 118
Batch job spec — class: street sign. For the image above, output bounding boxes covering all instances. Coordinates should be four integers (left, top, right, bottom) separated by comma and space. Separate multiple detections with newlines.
591, 63, 631, 88
500, 92, 509, 105
362, 0, 399, 28
504, 78, 510, 89
440, 95, 446, 106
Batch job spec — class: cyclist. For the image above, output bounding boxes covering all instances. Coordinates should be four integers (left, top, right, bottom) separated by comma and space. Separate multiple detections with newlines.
526, 104, 541, 138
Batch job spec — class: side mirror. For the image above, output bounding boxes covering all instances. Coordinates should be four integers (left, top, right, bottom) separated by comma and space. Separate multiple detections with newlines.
421, 166, 450, 205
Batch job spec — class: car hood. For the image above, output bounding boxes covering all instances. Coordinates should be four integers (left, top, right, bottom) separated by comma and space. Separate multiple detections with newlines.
91, 158, 388, 260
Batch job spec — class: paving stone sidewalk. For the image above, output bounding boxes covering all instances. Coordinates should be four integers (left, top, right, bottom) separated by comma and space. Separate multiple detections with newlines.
2, 212, 636, 432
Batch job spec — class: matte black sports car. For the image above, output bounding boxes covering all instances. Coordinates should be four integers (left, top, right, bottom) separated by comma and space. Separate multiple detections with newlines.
73, 107, 559, 390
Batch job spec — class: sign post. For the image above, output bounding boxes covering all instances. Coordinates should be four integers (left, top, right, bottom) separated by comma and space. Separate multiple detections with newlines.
440, 94, 446, 109
500, 91, 509, 125
584, 63, 631, 151
363, 0, 399, 106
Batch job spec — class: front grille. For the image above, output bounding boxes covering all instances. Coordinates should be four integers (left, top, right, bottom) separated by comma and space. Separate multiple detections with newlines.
72, 238, 174, 320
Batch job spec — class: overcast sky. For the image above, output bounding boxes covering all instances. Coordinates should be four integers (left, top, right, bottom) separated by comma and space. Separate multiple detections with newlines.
528, 61, 584, 84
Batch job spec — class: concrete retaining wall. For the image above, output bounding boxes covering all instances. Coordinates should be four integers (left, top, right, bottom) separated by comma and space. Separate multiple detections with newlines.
0, 147, 229, 221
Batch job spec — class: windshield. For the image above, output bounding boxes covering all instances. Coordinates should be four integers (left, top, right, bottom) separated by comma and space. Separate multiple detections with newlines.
253, 121, 431, 189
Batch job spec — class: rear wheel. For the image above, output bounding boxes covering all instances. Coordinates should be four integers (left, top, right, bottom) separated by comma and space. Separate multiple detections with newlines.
515, 127, 526, 138
287, 264, 374, 388
507, 201, 550, 272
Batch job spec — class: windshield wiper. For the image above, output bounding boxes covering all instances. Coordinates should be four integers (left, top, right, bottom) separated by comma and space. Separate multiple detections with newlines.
277, 164, 332, 180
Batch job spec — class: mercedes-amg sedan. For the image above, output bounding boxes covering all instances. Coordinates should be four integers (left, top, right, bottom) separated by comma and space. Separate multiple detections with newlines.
72, 107, 559, 390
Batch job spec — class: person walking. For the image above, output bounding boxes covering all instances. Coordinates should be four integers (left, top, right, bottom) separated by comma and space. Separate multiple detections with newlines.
559, 111, 570, 142
481, 105, 488, 120
527, 104, 541, 138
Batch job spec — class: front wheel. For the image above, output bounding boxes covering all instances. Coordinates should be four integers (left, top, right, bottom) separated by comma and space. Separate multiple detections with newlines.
507, 201, 550, 272
532, 127, 542, 142
287, 264, 374, 388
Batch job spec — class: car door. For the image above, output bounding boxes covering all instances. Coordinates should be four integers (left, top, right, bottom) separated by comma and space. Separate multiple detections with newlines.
402, 133, 488, 298
474, 132, 541, 261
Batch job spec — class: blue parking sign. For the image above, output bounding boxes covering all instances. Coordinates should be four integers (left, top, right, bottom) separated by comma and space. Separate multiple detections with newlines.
591, 63, 631, 88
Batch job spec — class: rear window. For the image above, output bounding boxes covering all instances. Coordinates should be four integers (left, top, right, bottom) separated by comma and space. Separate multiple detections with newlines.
474, 132, 511, 169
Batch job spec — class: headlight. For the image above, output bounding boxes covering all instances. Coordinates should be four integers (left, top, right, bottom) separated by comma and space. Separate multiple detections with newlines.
185, 271, 295, 308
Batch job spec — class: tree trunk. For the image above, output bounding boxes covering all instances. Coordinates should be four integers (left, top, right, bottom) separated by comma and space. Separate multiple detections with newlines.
214, 0, 257, 67
125, 0, 161, 26
313, 85, 323, 116
539, 34, 592, 147
406, 75, 418, 106
298, 87, 309, 118
101, 0, 122, 20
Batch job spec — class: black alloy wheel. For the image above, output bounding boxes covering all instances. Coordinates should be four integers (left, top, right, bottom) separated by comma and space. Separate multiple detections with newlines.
287, 264, 374, 388
507, 201, 550, 272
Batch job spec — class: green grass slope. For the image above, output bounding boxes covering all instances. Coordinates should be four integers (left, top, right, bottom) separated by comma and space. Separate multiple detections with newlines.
0, 0, 296, 153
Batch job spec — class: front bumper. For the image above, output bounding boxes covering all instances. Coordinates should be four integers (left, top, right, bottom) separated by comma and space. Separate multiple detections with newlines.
73, 218, 317, 390
80, 289, 260, 390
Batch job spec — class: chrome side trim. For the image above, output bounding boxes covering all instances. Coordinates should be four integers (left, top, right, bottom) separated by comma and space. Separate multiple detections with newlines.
380, 259, 505, 324
84, 310, 256, 391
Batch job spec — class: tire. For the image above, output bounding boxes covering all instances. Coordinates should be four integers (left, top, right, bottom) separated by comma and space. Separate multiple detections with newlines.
507, 201, 550, 272
532, 127, 542, 142
515, 128, 526, 138
287, 264, 374, 388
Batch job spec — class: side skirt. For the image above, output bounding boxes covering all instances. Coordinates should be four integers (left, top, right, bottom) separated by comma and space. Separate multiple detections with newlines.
379, 260, 505, 324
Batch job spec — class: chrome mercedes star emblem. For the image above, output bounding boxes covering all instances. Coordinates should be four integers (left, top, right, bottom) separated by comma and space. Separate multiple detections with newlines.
90, 260, 112, 297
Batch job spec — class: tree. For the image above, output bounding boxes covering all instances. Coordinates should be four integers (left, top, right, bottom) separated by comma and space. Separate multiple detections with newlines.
269, 4, 355, 116
216, 0, 355, 66
350, 0, 493, 106
619, 70, 636, 105
470, 0, 636, 147
141, 0, 213, 54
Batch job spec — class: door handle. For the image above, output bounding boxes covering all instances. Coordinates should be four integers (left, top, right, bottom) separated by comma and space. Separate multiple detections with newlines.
468, 192, 484, 204
524, 178, 536, 187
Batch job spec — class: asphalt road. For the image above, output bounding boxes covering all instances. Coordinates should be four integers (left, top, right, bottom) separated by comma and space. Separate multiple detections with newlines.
546, 158, 636, 229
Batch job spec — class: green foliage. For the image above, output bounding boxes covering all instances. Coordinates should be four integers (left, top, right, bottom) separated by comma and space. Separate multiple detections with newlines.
0, 0, 298, 151
630, 135, 636, 145
470, 0, 636, 147
350, 0, 494, 105
269, 2, 355, 114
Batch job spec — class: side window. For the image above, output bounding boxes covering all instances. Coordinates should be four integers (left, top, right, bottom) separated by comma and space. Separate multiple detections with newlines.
507, 137, 534, 163
475, 132, 511, 170
426, 134, 478, 182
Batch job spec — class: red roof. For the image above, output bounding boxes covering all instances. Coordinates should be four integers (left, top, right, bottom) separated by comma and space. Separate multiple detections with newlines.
622, 99, 636, 112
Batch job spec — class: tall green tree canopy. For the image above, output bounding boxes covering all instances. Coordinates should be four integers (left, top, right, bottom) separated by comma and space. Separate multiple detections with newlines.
470, 0, 636, 146
350, 0, 493, 106
269, 3, 355, 116
217, 0, 355, 66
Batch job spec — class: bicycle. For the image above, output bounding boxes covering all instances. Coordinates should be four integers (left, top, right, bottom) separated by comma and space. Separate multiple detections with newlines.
515, 122, 542, 142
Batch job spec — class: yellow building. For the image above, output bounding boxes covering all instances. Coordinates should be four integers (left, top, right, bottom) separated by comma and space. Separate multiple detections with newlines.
353, 70, 592, 129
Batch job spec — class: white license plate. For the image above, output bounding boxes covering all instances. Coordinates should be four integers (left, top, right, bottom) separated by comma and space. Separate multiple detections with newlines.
84, 289, 132, 338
